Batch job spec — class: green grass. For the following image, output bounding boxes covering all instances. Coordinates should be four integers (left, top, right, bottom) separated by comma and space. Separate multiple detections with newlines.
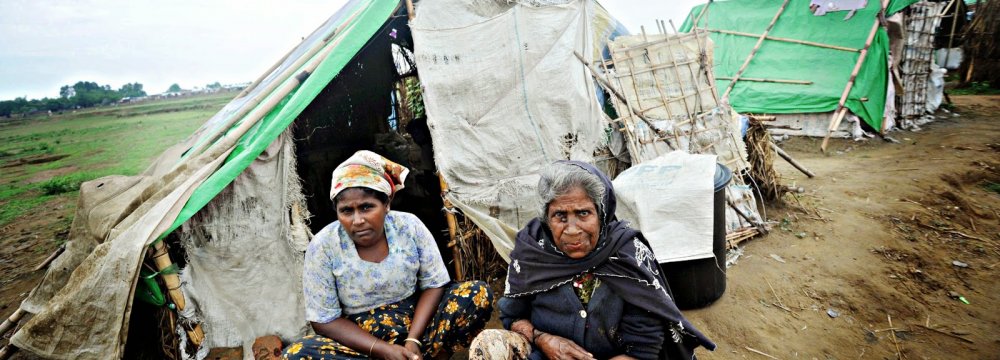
0, 92, 232, 227
949, 81, 1000, 96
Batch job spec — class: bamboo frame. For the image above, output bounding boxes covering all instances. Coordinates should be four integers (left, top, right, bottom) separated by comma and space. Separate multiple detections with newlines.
151, 240, 205, 346
822, 0, 889, 152
722, 0, 791, 100
603, 29, 765, 235
574, 51, 677, 151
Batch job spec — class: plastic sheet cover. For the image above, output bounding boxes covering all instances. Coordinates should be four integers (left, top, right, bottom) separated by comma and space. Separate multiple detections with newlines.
411, 0, 612, 260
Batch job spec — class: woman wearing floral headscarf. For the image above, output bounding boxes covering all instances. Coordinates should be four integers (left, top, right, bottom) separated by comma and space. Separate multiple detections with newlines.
469, 161, 714, 360
284, 150, 493, 360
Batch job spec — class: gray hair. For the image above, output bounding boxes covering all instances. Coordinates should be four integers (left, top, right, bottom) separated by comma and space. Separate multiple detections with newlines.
537, 163, 605, 221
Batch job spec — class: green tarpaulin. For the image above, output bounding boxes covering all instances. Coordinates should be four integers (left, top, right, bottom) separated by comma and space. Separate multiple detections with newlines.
162, 0, 401, 238
679, 0, 917, 131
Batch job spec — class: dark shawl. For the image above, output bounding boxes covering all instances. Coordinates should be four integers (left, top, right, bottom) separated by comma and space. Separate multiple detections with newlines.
504, 161, 715, 357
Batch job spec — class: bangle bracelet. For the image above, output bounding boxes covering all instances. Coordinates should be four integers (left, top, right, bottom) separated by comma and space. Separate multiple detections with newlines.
404, 338, 423, 347
368, 339, 378, 357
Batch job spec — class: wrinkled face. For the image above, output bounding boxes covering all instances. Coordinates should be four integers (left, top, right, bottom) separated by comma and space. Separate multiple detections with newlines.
336, 188, 389, 248
546, 187, 600, 259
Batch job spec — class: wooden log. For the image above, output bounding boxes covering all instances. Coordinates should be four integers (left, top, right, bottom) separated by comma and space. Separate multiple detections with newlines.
33, 244, 65, 272
716, 77, 812, 85
821, 0, 888, 152
438, 174, 464, 281
0, 308, 26, 336
771, 143, 816, 178
703, 28, 860, 52
722, 0, 791, 101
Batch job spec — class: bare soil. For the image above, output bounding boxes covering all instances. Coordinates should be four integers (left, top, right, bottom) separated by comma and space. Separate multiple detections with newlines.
687, 95, 1000, 359
2, 95, 998, 359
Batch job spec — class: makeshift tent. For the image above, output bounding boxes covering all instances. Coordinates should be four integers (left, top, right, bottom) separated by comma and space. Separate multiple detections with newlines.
679, 0, 918, 140
5, 0, 633, 359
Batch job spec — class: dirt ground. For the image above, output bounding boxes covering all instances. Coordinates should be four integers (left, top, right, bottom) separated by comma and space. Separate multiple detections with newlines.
686, 95, 1000, 359
1, 95, 999, 359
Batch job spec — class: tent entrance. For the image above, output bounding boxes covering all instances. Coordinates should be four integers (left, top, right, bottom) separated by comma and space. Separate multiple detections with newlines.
291, 14, 449, 259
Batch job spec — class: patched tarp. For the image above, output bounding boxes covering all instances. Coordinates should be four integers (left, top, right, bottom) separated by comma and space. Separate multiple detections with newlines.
411, 0, 616, 260
679, 0, 918, 131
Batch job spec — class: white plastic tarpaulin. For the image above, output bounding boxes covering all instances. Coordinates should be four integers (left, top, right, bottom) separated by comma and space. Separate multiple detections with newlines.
613, 151, 718, 263
411, 0, 610, 260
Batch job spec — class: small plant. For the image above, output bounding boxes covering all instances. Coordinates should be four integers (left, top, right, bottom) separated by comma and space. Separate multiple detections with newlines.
983, 182, 1000, 195
40, 173, 93, 195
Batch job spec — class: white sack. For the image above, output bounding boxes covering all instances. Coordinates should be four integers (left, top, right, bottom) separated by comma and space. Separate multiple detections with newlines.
613, 151, 717, 263
935, 47, 963, 70
927, 63, 947, 113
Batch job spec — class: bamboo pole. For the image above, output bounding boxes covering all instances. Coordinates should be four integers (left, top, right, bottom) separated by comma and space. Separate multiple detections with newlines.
822, 0, 889, 152
691, 0, 713, 30
639, 27, 682, 151
771, 143, 816, 178
183, 9, 364, 161
405, 0, 415, 20
722, 0, 791, 101
0, 308, 26, 337
703, 29, 860, 53
235, 15, 328, 100
32, 244, 65, 272
716, 77, 812, 85
727, 199, 768, 235
574, 52, 677, 150
150, 240, 205, 346
438, 174, 464, 281
943, 0, 960, 68
0, 344, 16, 360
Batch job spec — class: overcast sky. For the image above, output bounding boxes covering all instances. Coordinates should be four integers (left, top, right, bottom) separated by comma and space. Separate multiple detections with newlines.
0, 0, 702, 101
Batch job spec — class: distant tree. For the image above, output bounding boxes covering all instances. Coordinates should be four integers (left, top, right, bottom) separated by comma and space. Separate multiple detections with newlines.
59, 85, 73, 99
167, 83, 182, 92
118, 82, 146, 98
206, 81, 222, 90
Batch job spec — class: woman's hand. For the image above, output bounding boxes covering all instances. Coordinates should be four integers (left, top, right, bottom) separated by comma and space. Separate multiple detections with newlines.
535, 333, 596, 360
403, 341, 423, 360
374, 342, 421, 360
609, 355, 636, 360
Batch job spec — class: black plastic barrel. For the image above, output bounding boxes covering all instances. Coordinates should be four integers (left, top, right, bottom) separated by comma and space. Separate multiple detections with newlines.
659, 163, 732, 310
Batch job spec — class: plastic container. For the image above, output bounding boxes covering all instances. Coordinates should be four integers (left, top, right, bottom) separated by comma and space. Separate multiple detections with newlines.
659, 163, 732, 309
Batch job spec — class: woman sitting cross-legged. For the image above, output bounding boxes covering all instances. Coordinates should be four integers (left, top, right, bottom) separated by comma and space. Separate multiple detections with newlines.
470, 161, 715, 360
284, 150, 493, 360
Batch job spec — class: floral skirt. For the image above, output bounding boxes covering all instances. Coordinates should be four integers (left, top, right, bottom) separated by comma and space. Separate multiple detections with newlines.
283, 281, 493, 359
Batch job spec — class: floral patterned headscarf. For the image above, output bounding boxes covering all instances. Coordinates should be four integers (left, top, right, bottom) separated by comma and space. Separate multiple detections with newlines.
329, 150, 410, 201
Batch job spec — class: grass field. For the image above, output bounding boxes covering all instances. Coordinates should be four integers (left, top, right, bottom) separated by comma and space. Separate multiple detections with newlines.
0, 92, 233, 227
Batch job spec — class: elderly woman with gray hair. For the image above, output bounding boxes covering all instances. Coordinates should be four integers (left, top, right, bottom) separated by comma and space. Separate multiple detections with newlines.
470, 161, 715, 359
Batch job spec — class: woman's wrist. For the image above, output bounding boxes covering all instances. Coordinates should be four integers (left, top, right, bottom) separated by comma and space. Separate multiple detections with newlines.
404, 337, 423, 349
532, 329, 546, 344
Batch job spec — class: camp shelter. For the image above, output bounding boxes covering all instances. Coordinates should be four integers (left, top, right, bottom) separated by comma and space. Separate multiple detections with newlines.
679, 0, 919, 141
5, 0, 633, 358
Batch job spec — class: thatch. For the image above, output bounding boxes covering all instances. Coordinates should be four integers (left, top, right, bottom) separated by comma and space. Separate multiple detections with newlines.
964, 0, 1000, 85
